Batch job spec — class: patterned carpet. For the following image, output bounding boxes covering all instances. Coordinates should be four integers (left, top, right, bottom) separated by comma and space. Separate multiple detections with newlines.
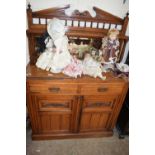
26, 126, 128, 155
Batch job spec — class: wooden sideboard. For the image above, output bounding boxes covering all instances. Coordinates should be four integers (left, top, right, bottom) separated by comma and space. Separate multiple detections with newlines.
26, 65, 128, 140
26, 4, 129, 140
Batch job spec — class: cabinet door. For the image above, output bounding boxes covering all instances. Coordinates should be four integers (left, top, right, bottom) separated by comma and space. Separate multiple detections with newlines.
79, 95, 118, 132
29, 94, 76, 134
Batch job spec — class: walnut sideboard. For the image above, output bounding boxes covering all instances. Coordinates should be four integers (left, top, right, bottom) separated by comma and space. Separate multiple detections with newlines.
26, 65, 128, 140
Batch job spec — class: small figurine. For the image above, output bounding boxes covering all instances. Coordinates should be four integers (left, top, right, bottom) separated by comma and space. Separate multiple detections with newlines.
77, 42, 89, 59
101, 29, 120, 65
68, 42, 90, 60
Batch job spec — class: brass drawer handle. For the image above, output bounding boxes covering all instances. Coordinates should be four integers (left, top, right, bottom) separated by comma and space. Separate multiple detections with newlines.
48, 87, 60, 93
98, 87, 108, 92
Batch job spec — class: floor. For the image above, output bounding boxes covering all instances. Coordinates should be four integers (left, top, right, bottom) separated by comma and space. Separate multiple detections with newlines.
27, 125, 128, 155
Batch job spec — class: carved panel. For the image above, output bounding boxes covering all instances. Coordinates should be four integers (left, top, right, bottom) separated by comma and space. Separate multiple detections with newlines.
72, 10, 92, 18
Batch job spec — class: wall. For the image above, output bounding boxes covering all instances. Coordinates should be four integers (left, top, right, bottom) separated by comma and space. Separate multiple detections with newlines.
26, 0, 129, 64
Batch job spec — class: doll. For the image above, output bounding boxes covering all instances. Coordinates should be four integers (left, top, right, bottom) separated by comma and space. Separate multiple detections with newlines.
89, 46, 103, 62
36, 18, 72, 73
82, 53, 106, 80
36, 48, 54, 70
62, 55, 83, 78
47, 18, 72, 73
36, 35, 55, 70
101, 29, 120, 64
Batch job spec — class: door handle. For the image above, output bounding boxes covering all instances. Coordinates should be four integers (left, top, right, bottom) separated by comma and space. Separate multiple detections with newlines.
48, 87, 60, 93
98, 87, 108, 92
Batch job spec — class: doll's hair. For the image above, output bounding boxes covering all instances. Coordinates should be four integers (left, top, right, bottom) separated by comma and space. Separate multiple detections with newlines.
107, 29, 119, 37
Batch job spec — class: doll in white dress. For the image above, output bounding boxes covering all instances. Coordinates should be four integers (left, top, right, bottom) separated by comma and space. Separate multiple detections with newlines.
83, 53, 106, 80
36, 18, 71, 73
36, 36, 55, 70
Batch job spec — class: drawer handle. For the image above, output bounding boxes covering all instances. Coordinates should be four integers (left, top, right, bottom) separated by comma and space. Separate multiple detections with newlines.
48, 87, 60, 93
98, 87, 108, 92
87, 102, 111, 108
42, 103, 68, 108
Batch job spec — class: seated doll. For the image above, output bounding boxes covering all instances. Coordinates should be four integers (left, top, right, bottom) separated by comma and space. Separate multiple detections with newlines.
101, 29, 120, 66
83, 53, 106, 80
36, 36, 55, 70
36, 18, 72, 73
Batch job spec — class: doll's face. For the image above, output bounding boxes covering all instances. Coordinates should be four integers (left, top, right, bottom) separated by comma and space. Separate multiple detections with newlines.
109, 34, 117, 41
92, 50, 96, 55
108, 29, 119, 41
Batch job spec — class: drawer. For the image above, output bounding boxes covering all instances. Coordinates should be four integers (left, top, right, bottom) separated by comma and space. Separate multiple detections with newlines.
82, 95, 117, 112
80, 83, 124, 95
36, 95, 74, 112
29, 83, 78, 94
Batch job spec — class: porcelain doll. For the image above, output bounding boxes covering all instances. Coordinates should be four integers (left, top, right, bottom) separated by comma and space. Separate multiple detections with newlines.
36, 35, 55, 70
36, 18, 72, 73
82, 53, 106, 80
62, 55, 83, 78
88, 39, 103, 62
89, 47, 103, 62
36, 48, 54, 70
101, 29, 120, 64
47, 18, 72, 73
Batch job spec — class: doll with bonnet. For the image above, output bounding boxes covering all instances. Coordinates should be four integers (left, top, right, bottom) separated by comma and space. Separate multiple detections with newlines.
36, 18, 71, 73
101, 29, 120, 65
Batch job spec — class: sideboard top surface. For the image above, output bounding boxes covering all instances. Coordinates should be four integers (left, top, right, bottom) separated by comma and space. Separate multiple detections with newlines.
26, 64, 128, 84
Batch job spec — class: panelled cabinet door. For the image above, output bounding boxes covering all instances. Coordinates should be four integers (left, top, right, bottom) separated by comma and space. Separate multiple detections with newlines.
79, 95, 118, 132
30, 94, 76, 134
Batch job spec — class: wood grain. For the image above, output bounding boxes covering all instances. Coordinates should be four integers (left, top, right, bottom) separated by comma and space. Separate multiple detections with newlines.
26, 5, 129, 140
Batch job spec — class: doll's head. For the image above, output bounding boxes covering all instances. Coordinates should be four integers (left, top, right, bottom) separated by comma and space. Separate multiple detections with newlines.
108, 29, 119, 41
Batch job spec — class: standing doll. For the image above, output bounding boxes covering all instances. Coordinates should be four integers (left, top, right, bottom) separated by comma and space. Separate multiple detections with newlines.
101, 29, 120, 69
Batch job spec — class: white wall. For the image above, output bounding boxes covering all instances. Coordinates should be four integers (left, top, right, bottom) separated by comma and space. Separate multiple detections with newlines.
26, 0, 129, 64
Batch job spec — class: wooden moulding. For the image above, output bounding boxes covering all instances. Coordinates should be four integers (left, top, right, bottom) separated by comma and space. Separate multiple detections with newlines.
32, 130, 113, 140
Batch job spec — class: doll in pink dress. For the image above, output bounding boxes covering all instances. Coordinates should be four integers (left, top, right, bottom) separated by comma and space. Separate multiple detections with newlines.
62, 55, 83, 78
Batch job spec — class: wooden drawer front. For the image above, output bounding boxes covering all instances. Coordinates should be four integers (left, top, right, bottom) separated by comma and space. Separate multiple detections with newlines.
82, 96, 117, 112
37, 95, 74, 112
80, 83, 124, 95
29, 83, 77, 94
